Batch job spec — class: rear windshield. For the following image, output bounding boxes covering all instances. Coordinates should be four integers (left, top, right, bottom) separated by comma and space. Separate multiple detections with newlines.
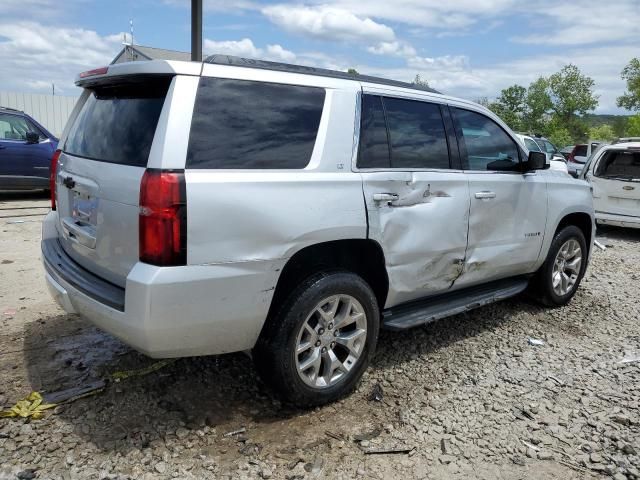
595, 151, 640, 180
186, 78, 325, 169
64, 77, 171, 167
574, 145, 588, 157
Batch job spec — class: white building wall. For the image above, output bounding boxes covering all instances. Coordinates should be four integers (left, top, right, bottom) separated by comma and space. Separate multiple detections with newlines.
0, 92, 78, 137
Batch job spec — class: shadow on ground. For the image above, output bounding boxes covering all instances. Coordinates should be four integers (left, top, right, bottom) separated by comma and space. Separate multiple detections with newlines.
21, 292, 572, 454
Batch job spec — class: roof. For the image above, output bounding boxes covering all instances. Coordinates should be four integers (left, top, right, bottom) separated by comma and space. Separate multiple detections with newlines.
112, 45, 191, 64
204, 54, 440, 94
0, 106, 24, 114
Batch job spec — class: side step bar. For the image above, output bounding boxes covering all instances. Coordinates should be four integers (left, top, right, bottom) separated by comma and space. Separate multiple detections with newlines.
382, 277, 530, 331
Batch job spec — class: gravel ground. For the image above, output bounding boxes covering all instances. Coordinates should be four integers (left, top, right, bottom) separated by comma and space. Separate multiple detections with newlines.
0, 194, 639, 480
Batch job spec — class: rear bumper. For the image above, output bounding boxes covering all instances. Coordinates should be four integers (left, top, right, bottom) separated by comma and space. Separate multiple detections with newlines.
42, 212, 284, 358
595, 211, 640, 229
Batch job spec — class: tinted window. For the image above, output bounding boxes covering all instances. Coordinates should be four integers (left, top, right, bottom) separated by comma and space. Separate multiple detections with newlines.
595, 151, 640, 179
540, 139, 557, 154
454, 108, 519, 171
384, 98, 449, 169
64, 78, 170, 166
187, 78, 325, 169
358, 95, 390, 168
574, 145, 588, 157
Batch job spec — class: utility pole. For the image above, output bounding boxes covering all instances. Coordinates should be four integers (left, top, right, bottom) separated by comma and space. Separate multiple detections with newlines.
191, 0, 202, 62
52, 83, 55, 96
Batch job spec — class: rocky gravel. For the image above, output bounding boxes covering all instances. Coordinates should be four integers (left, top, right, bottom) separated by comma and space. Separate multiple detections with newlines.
1, 196, 639, 479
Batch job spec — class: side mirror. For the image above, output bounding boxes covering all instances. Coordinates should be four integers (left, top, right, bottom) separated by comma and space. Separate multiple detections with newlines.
525, 151, 547, 171
25, 131, 39, 144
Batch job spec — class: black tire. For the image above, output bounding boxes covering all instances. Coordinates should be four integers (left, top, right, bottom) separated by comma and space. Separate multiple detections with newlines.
253, 271, 380, 407
533, 225, 588, 307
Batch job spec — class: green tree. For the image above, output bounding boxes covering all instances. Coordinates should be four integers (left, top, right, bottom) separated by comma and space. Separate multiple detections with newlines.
627, 114, 640, 136
547, 64, 598, 121
617, 58, 640, 111
588, 124, 616, 142
412, 74, 430, 87
491, 85, 527, 131
524, 77, 553, 133
347, 68, 359, 75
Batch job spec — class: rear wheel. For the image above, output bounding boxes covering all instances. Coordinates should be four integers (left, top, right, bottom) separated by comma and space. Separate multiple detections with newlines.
253, 271, 379, 407
533, 225, 587, 306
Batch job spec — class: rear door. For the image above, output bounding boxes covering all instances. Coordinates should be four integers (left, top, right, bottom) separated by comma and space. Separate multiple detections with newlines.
0, 112, 50, 185
591, 149, 640, 217
55, 75, 174, 287
451, 106, 547, 288
358, 93, 470, 307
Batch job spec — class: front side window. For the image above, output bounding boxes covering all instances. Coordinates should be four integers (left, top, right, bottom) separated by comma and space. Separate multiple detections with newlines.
594, 151, 640, 179
524, 138, 541, 152
187, 78, 325, 169
0, 113, 32, 141
454, 108, 520, 171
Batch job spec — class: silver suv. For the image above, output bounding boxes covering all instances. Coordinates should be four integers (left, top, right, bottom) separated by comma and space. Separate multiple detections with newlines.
43, 56, 595, 406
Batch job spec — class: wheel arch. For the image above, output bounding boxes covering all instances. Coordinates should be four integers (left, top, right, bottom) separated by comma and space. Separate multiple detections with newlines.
264, 239, 389, 329
554, 211, 594, 256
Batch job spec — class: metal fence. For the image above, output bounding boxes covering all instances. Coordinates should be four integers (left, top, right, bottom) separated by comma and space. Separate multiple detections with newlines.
0, 91, 79, 137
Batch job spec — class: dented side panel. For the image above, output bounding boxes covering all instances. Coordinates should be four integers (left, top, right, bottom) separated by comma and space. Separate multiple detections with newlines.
362, 171, 470, 307
453, 172, 547, 289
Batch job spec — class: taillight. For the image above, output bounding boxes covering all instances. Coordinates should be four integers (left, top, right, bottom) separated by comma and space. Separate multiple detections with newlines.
50, 149, 61, 210
567, 151, 576, 163
139, 169, 187, 266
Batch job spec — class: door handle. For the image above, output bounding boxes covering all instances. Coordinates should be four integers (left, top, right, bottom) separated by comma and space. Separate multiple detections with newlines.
373, 193, 399, 203
474, 191, 496, 199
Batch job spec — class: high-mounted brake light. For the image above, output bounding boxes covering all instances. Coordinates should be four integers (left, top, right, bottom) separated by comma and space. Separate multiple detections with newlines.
139, 169, 187, 266
79, 66, 109, 78
50, 149, 61, 210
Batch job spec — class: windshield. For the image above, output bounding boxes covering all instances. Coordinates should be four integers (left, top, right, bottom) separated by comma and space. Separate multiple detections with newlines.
524, 138, 541, 152
539, 139, 557, 154
594, 151, 640, 181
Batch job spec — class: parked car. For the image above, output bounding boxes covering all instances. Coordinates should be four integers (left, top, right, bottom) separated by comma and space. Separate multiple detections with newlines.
613, 137, 640, 144
515, 134, 568, 173
0, 106, 58, 190
567, 141, 606, 178
560, 145, 575, 160
42, 57, 595, 406
581, 142, 640, 228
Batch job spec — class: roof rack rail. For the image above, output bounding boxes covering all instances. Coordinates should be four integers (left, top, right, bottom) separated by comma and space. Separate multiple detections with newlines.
204, 54, 441, 94
0, 106, 23, 113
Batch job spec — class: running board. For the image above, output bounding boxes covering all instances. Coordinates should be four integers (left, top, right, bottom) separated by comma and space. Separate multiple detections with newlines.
382, 277, 529, 331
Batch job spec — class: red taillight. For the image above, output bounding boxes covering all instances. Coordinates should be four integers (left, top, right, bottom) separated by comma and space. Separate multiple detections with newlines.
139, 169, 187, 266
50, 149, 61, 210
79, 66, 109, 78
568, 151, 576, 163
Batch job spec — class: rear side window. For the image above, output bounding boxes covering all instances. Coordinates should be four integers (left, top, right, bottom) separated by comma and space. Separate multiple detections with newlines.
64, 78, 171, 166
187, 78, 325, 169
453, 108, 520, 171
595, 151, 640, 179
574, 145, 588, 157
358, 95, 390, 168
358, 94, 450, 169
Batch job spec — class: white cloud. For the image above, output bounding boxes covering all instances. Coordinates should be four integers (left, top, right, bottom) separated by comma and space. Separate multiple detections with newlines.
204, 38, 297, 63
368, 41, 416, 57
262, 5, 396, 43
0, 22, 124, 95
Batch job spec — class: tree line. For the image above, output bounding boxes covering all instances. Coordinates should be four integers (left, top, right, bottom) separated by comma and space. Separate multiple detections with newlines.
472, 58, 640, 147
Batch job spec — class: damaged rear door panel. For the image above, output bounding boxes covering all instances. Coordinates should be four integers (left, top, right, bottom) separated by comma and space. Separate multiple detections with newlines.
363, 172, 470, 306
357, 91, 471, 308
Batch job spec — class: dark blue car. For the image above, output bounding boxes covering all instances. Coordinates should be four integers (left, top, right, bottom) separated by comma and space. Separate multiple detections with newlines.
0, 106, 58, 191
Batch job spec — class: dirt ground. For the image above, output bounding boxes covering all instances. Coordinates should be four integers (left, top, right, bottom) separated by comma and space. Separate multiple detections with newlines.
0, 192, 639, 480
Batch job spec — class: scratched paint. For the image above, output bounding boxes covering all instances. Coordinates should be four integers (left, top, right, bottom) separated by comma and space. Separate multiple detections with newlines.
361, 171, 471, 307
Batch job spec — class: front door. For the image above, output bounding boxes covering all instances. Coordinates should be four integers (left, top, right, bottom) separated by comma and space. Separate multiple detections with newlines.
450, 106, 547, 288
357, 93, 470, 307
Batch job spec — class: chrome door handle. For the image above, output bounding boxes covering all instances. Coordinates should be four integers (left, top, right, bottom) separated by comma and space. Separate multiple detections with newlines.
474, 191, 496, 199
373, 193, 399, 202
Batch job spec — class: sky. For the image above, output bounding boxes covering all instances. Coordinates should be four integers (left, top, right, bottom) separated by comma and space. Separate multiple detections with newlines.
1, 0, 638, 114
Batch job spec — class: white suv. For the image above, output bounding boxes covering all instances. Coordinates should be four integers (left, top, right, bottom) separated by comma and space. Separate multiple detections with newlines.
42, 56, 595, 406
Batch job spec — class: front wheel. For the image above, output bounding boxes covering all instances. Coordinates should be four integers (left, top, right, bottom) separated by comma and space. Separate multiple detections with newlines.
253, 271, 380, 407
533, 225, 588, 306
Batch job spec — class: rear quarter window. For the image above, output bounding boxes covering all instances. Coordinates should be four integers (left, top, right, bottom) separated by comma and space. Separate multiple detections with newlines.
64, 77, 171, 167
187, 78, 325, 169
